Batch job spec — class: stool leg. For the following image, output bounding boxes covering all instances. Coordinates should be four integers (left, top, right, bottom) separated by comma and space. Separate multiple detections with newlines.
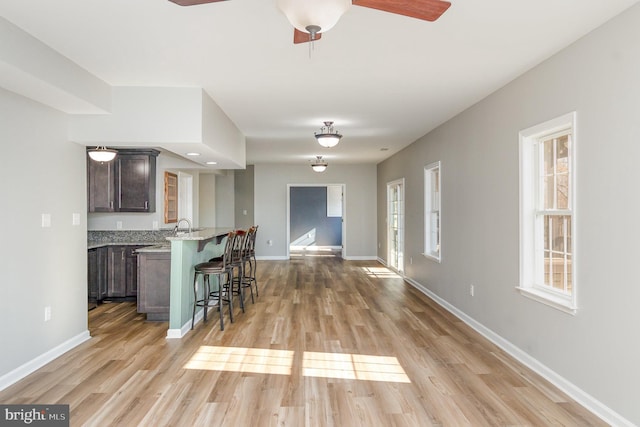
192, 271, 198, 329
228, 269, 234, 323
203, 275, 210, 323
218, 273, 224, 331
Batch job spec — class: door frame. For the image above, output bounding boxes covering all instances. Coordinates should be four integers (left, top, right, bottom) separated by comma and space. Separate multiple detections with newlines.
286, 183, 346, 259
387, 178, 405, 274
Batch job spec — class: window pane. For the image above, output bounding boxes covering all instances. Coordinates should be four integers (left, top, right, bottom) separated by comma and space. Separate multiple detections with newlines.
542, 214, 572, 293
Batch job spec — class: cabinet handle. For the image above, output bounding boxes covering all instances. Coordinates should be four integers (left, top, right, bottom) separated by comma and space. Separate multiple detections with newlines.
110, 200, 113, 209
122, 251, 125, 261
145, 201, 148, 210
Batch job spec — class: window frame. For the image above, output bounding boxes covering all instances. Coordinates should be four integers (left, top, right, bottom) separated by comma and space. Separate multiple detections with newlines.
518, 112, 577, 314
424, 161, 441, 263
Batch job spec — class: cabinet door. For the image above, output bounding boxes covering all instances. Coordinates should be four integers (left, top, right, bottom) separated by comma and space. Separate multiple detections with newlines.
108, 246, 127, 297
96, 247, 109, 301
117, 154, 156, 212
87, 155, 115, 212
137, 252, 171, 319
88, 249, 98, 303
125, 246, 141, 297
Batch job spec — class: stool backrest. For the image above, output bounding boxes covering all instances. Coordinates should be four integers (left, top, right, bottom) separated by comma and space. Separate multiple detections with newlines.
232, 230, 246, 264
221, 231, 236, 268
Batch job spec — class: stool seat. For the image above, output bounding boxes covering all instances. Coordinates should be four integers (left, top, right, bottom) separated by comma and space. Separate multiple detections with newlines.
195, 261, 224, 273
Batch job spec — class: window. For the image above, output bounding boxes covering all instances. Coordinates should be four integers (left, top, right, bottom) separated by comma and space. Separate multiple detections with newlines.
424, 162, 441, 262
518, 112, 577, 314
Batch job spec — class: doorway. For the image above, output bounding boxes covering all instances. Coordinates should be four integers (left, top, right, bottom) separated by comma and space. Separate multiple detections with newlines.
287, 184, 345, 258
387, 179, 404, 273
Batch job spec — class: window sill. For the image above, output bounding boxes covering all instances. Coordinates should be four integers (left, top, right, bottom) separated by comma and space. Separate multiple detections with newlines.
516, 286, 577, 315
422, 253, 441, 264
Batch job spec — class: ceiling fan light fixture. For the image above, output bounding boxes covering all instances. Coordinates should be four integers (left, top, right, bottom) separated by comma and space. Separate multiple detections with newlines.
311, 155, 328, 172
315, 121, 342, 148
276, 0, 351, 35
87, 146, 117, 162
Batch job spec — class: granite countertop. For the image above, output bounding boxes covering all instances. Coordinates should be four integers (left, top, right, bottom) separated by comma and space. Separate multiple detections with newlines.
135, 244, 171, 253
87, 228, 231, 250
165, 227, 233, 241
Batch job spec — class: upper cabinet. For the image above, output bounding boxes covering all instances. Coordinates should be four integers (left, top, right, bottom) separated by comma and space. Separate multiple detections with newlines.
87, 149, 159, 213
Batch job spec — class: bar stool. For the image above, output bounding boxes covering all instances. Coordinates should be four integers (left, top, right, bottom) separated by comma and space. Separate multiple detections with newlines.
228, 229, 247, 313
191, 231, 236, 331
241, 225, 258, 302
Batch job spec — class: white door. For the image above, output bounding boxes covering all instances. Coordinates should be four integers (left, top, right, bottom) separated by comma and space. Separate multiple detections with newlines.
387, 179, 404, 273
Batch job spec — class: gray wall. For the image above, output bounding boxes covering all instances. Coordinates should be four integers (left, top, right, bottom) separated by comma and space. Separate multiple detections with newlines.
289, 186, 342, 246
234, 165, 255, 230
254, 163, 376, 260
0, 88, 88, 380
377, 5, 640, 425
215, 171, 235, 228
198, 173, 216, 227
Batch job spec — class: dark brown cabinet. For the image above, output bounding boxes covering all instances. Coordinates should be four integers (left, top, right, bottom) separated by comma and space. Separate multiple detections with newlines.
87, 159, 116, 212
106, 245, 144, 298
88, 247, 108, 307
87, 149, 158, 213
137, 252, 171, 321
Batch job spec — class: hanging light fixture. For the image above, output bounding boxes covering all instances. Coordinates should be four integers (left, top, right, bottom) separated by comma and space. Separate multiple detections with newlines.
87, 146, 117, 162
314, 121, 342, 148
277, 0, 351, 41
311, 155, 328, 172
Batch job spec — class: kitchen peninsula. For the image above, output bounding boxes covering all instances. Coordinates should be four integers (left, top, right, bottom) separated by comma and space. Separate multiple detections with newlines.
165, 227, 233, 338
88, 228, 233, 338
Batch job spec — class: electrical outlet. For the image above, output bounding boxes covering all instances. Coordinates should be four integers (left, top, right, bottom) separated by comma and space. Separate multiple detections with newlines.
470, 284, 475, 297
267, 239, 273, 246
44, 306, 52, 322
116, 221, 123, 230
152, 221, 159, 230
72, 213, 80, 226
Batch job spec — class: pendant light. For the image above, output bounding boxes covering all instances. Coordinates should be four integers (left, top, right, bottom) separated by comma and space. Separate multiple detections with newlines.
87, 146, 117, 162
311, 155, 328, 172
314, 121, 342, 148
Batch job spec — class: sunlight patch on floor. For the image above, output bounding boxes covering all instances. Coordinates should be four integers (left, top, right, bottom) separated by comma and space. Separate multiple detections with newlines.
302, 351, 411, 383
184, 346, 294, 376
184, 347, 410, 383
360, 266, 401, 279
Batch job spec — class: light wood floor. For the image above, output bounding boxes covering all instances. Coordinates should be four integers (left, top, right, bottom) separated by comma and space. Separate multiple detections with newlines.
0, 256, 607, 426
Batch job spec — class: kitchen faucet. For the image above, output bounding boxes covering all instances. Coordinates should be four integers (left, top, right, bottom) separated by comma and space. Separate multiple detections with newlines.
174, 218, 192, 235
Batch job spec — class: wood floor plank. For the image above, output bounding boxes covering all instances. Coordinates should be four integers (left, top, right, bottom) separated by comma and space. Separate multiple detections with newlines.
0, 256, 608, 426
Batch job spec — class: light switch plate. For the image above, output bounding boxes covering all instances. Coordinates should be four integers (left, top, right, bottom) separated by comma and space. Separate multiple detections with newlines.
41, 213, 51, 228
72, 213, 80, 226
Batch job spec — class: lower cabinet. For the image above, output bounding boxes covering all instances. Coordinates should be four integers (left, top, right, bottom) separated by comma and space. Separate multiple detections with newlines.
88, 245, 146, 301
137, 252, 171, 321
88, 247, 108, 307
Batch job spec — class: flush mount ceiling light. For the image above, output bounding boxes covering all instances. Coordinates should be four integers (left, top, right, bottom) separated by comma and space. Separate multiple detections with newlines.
311, 155, 328, 172
87, 146, 117, 162
186, 152, 201, 156
314, 121, 342, 148
206, 161, 218, 165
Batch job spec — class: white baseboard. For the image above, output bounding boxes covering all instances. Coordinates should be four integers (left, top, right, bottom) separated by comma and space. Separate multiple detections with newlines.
0, 330, 91, 392
403, 276, 634, 427
342, 256, 377, 261
166, 309, 205, 339
256, 256, 289, 261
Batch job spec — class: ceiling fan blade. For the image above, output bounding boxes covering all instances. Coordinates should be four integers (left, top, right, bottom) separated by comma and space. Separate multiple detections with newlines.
293, 28, 322, 44
169, 0, 228, 6
352, 0, 451, 22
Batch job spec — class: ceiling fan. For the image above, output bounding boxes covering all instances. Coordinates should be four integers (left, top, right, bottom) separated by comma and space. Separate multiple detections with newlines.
169, 0, 451, 44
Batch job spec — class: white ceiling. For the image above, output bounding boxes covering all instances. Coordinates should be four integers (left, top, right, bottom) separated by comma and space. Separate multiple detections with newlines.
1, 0, 638, 166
